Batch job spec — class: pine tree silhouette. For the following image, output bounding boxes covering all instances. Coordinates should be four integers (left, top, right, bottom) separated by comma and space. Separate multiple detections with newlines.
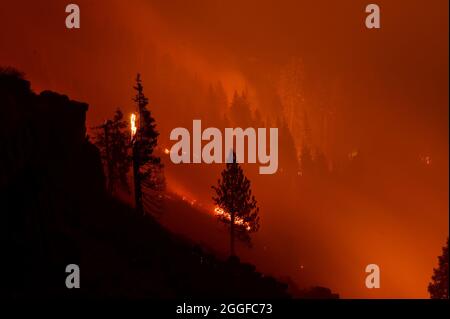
131, 74, 164, 215
94, 108, 131, 194
428, 238, 449, 299
230, 91, 253, 128
212, 152, 260, 257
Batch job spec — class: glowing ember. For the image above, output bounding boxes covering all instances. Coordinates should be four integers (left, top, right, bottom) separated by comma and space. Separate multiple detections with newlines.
130, 113, 137, 139
419, 154, 432, 166
214, 206, 251, 231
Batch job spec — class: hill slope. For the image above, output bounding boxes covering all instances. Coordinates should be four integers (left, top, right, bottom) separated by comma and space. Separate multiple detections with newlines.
0, 68, 290, 299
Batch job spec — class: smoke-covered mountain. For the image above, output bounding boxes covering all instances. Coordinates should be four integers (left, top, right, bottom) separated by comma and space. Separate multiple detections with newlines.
1, 68, 312, 298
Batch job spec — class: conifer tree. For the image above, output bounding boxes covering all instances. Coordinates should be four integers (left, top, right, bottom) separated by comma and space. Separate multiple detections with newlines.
132, 74, 164, 215
94, 108, 131, 194
428, 238, 449, 299
230, 91, 253, 128
212, 152, 260, 256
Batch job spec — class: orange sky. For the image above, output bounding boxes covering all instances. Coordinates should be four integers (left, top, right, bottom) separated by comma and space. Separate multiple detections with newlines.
0, 0, 448, 298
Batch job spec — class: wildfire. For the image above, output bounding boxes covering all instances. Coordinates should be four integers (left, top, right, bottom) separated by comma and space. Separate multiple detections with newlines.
177, 193, 252, 232
130, 113, 137, 139
214, 207, 251, 231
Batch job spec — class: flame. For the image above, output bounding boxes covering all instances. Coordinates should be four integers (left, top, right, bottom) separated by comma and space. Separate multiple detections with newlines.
130, 113, 137, 139
214, 206, 251, 231
177, 192, 252, 231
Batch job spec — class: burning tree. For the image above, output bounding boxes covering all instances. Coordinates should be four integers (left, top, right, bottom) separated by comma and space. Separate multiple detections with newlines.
428, 238, 449, 299
212, 152, 260, 257
94, 108, 131, 194
131, 73, 164, 215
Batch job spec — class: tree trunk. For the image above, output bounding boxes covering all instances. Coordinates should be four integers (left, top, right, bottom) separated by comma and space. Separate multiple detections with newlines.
230, 211, 235, 257
132, 140, 143, 215
103, 122, 113, 194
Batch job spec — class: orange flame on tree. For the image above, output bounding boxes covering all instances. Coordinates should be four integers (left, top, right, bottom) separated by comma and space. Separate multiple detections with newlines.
130, 113, 137, 139
214, 206, 251, 231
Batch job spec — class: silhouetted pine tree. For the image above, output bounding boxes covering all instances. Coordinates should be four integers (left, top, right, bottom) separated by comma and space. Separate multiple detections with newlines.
205, 82, 228, 127
277, 117, 299, 176
230, 91, 253, 128
212, 152, 260, 256
132, 73, 164, 215
428, 238, 449, 299
94, 108, 131, 194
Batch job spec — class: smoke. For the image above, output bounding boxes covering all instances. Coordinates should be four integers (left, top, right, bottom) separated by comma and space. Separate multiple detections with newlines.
0, 0, 447, 298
